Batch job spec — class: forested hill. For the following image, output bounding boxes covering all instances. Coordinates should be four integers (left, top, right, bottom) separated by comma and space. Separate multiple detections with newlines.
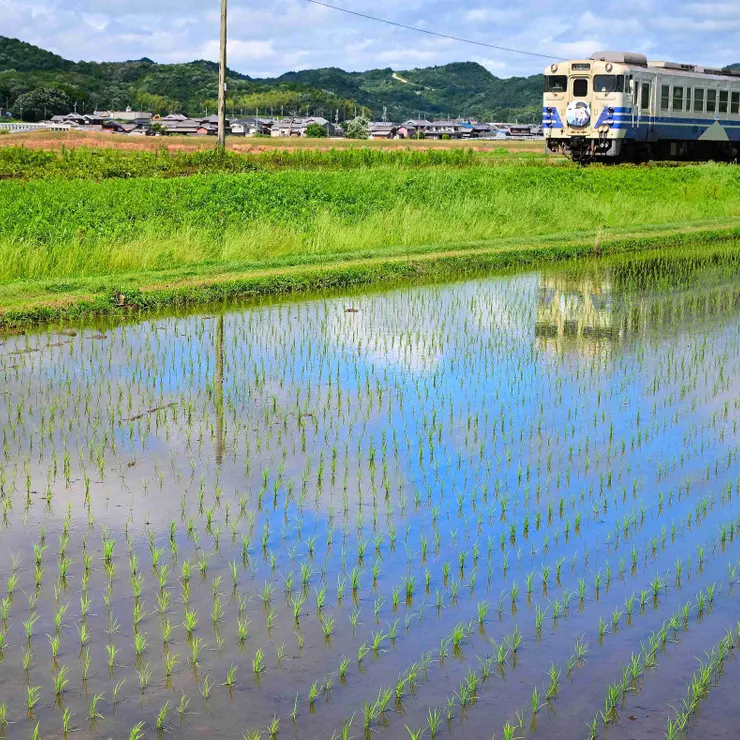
253, 62, 544, 122
1, 36, 530, 122
0, 36, 369, 121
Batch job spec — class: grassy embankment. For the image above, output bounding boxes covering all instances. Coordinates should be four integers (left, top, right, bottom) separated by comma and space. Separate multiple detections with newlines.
1, 146, 740, 328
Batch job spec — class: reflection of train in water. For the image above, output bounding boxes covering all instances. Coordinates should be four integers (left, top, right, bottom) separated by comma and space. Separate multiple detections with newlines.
543, 51, 740, 163
535, 277, 621, 354
535, 262, 740, 354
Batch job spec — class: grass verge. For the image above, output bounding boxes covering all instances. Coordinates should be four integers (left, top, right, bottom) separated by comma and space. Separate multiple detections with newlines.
3, 220, 740, 330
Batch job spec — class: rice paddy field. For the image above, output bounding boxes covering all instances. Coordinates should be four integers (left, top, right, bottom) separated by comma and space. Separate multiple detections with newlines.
2, 244, 740, 740
0, 129, 545, 155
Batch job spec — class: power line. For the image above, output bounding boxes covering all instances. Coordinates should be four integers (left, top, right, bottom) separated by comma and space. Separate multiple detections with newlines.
304, 0, 566, 62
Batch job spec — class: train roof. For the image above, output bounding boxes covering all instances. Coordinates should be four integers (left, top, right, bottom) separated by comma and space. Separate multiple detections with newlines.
589, 51, 740, 81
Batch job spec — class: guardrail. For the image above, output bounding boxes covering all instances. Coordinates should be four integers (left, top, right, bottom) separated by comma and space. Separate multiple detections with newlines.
0, 122, 71, 133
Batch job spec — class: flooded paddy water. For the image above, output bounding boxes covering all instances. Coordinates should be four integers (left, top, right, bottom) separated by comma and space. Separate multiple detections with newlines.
3, 246, 740, 739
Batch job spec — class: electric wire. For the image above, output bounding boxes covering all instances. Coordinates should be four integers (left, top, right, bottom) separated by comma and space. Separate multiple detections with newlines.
304, 0, 566, 62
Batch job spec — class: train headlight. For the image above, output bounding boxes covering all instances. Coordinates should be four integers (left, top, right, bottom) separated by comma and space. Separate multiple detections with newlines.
550, 64, 558, 73
605, 62, 613, 72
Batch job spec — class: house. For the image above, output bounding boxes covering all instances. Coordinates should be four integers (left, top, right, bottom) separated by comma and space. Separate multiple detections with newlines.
368, 122, 398, 139
453, 121, 493, 139
506, 124, 536, 137
402, 119, 431, 132
159, 119, 203, 136
95, 107, 152, 124
56, 112, 85, 125
101, 120, 127, 132
195, 115, 231, 134
230, 118, 272, 136
271, 116, 336, 137
424, 120, 465, 139
160, 113, 189, 122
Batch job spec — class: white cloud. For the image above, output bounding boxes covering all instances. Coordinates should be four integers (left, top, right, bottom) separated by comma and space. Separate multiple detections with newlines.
1, 0, 738, 78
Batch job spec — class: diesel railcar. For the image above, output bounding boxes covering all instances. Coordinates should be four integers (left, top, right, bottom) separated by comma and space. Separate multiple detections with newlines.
543, 51, 740, 162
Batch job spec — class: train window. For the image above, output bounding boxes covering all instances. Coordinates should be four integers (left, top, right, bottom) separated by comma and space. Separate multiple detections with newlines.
707, 90, 717, 113
573, 79, 588, 97
732, 92, 740, 114
660, 85, 670, 110
672, 87, 684, 111
593, 75, 624, 93
694, 88, 704, 112
719, 91, 728, 114
544, 76, 568, 93
641, 83, 651, 109
686, 88, 692, 111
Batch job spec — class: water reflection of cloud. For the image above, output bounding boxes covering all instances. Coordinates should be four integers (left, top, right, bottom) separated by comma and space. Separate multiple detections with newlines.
324, 275, 539, 374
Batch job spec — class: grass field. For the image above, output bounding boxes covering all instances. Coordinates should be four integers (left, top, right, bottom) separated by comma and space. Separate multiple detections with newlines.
0, 128, 547, 154
1, 146, 739, 327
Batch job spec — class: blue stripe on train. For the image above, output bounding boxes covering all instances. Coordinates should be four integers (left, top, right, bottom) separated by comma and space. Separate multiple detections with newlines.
541, 106, 563, 129
611, 122, 740, 142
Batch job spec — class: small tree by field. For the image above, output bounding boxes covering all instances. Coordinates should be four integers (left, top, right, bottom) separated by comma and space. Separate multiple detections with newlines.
304, 123, 328, 138
344, 116, 369, 140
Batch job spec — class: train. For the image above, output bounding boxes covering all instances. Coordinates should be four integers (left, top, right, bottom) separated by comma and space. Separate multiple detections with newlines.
542, 51, 740, 163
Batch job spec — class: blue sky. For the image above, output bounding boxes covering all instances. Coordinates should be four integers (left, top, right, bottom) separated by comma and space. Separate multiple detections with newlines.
2, 0, 739, 78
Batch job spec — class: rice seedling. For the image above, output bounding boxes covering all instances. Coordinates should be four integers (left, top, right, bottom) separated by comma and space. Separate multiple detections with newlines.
55, 665, 70, 695
137, 662, 153, 692
88, 692, 105, 722
200, 674, 212, 701
268, 715, 280, 738
26, 685, 41, 716
223, 664, 238, 687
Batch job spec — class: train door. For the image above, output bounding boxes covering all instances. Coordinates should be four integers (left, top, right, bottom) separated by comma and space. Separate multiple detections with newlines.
570, 75, 591, 128
641, 77, 655, 139
630, 75, 642, 141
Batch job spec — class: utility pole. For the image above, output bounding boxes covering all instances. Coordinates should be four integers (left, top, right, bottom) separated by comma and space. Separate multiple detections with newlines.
217, 0, 228, 149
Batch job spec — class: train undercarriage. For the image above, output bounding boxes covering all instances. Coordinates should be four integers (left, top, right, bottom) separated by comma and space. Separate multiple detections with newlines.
547, 136, 740, 164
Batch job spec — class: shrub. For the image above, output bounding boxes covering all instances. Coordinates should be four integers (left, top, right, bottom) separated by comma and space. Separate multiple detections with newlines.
304, 123, 328, 138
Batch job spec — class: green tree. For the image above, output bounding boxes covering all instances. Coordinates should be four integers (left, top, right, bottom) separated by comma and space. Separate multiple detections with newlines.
304, 122, 327, 138
344, 116, 369, 140
12, 87, 70, 121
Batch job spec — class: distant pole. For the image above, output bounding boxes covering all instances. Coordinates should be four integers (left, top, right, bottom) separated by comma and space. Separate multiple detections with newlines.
217, 0, 228, 149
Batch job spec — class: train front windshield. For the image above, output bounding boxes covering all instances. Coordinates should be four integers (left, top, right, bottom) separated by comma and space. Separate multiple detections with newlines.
544, 76, 568, 93
593, 75, 625, 93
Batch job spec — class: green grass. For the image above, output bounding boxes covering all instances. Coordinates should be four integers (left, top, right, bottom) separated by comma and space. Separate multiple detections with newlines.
2, 159, 740, 326
0, 145, 489, 180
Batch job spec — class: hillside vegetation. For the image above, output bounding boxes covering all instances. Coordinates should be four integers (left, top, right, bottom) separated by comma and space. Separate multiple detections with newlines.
254, 62, 543, 122
1, 35, 542, 121
0, 36, 369, 121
